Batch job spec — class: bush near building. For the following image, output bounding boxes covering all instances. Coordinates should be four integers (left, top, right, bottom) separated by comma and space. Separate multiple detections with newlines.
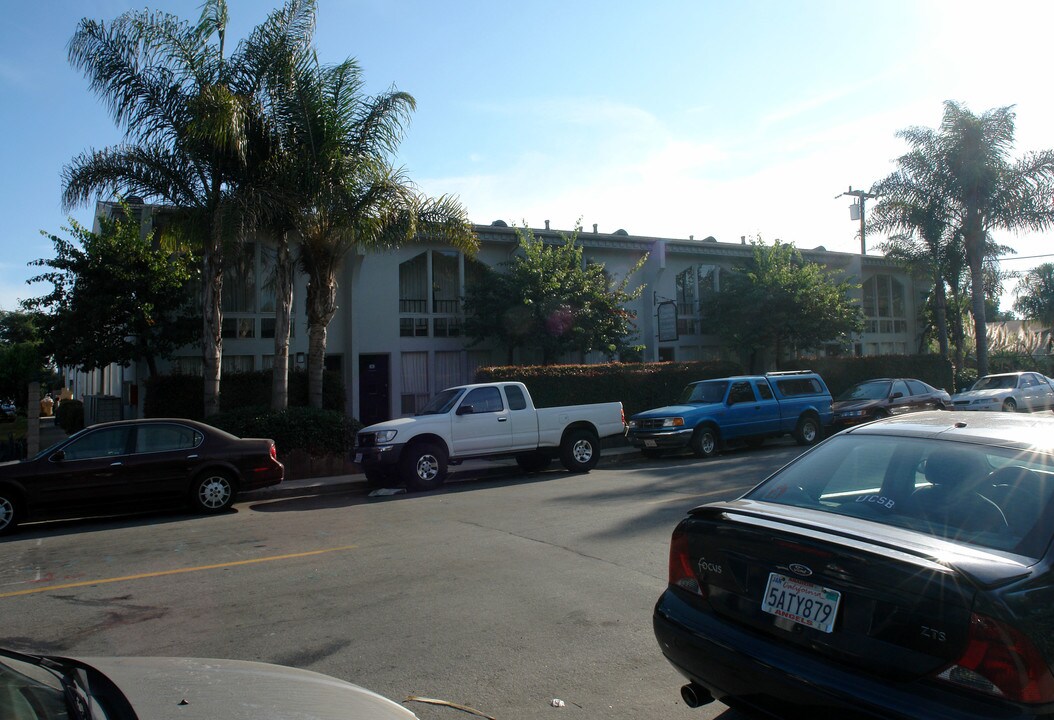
477, 355, 955, 417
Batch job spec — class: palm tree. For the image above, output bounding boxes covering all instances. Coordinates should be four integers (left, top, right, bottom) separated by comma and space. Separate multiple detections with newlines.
282, 57, 477, 408
62, 0, 315, 416
234, 0, 317, 410
870, 128, 956, 362
935, 102, 1054, 376
1014, 263, 1054, 327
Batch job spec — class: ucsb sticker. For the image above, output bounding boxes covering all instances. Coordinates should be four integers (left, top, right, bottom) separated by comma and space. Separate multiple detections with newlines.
697, 557, 722, 574
855, 494, 895, 509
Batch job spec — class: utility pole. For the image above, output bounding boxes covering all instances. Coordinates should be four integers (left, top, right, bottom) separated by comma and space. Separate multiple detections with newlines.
836, 186, 877, 255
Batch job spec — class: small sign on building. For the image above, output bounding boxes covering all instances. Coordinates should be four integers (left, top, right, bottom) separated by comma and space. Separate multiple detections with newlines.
657, 301, 679, 342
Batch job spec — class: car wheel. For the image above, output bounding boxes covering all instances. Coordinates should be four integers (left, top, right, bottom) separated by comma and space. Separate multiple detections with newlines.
0, 488, 22, 535
191, 470, 236, 514
516, 452, 552, 473
1002, 398, 1018, 412
690, 427, 718, 458
400, 442, 448, 491
560, 429, 600, 472
795, 415, 822, 446
364, 465, 399, 489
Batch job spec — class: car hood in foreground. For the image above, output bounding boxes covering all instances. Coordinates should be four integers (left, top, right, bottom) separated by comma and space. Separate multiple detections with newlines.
78, 656, 418, 720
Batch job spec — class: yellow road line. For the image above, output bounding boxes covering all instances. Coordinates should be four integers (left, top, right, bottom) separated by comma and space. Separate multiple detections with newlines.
0, 545, 357, 599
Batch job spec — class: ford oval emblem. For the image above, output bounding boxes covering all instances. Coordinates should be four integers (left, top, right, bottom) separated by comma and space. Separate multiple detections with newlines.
788, 563, 813, 577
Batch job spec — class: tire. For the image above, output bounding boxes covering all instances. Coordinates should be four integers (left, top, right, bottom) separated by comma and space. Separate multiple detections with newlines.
191, 470, 236, 514
516, 452, 552, 473
400, 442, 448, 491
690, 427, 718, 458
794, 415, 822, 446
560, 429, 600, 472
0, 488, 22, 535
364, 465, 399, 489
1002, 398, 1018, 412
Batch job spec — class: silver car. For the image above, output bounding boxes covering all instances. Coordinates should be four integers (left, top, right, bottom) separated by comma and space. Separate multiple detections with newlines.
950, 371, 1054, 412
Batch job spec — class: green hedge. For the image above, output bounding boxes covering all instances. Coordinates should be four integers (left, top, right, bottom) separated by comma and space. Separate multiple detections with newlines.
204, 405, 360, 456
476, 355, 955, 416
55, 398, 84, 434
780, 355, 955, 398
144, 369, 345, 420
476, 361, 743, 417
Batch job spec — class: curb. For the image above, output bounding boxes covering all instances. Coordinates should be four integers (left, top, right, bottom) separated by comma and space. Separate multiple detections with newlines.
242, 444, 643, 501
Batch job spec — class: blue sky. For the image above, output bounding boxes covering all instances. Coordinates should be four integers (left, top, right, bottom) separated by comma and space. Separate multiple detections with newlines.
3, 0, 1054, 312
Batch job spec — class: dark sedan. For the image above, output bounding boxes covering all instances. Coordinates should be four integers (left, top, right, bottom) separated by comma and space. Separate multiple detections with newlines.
654, 411, 1054, 719
831, 377, 951, 429
0, 418, 283, 534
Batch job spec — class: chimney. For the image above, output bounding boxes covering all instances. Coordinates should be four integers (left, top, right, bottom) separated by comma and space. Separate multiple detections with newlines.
545, 220, 550, 230
741, 235, 746, 244
593, 223, 598, 233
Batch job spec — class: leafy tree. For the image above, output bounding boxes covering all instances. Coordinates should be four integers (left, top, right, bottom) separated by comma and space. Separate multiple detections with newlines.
1014, 263, 1054, 326
277, 54, 476, 407
0, 312, 50, 404
464, 224, 646, 364
707, 240, 863, 372
63, 0, 313, 415
22, 204, 199, 378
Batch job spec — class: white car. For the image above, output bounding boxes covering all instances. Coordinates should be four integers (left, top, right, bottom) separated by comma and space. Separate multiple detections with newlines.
950, 371, 1054, 412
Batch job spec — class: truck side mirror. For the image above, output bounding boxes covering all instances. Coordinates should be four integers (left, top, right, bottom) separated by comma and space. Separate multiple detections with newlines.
456, 404, 475, 416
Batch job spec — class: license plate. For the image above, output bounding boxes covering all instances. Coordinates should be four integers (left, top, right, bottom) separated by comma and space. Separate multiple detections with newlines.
644, 439, 657, 448
353, 453, 362, 463
762, 572, 840, 633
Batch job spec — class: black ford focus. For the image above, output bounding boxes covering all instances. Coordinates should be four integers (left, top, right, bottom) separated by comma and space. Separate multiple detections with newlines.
654, 411, 1054, 719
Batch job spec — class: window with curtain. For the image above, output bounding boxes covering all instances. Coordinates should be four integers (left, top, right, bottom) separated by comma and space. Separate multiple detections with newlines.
222, 243, 257, 313
435, 351, 462, 390
401, 352, 429, 414
399, 253, 428, 313
432, 251, 460, 314
862, 274, 907, 334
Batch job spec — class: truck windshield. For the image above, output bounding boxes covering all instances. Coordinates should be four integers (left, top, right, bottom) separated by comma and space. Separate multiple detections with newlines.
418, 388, 466, 415
679, 381, 727, 404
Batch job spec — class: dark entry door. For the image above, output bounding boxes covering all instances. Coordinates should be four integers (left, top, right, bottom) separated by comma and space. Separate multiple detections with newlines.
358, 354, 390, 426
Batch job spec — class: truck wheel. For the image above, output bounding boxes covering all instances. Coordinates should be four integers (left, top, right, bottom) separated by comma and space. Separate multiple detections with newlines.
690, 427, 718, 458
794, 415, 822, 446
516, 452, 552, 473
560, 429, 600, 473
401, 442, 448, 491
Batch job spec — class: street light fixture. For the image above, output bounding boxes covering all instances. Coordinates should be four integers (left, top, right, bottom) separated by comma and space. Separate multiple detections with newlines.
835, 185, 877, 255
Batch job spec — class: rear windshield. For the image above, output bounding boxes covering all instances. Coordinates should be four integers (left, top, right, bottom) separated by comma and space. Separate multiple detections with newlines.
748, 434, 1054, 559
774, 377, 824, 397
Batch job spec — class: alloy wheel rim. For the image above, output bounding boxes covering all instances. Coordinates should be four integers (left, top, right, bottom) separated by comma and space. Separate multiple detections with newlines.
573, 441, 593, 463
0, 498, 11, 529
199, 478, 231, 508
417, 455, 438, 480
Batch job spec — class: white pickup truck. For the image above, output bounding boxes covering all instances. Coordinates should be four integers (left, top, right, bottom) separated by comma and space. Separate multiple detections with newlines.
352, 381, 626, 491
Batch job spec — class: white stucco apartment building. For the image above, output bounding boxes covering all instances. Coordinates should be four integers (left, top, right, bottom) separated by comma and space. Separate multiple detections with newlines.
67, 204, 926, 425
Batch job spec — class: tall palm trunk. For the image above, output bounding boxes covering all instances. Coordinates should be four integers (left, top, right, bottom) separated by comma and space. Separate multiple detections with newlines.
271, 233, 295, 410
202, 213, 225, 417
932, 276, 950, 361
965, 206, 988, 376
305, 270, 338, 409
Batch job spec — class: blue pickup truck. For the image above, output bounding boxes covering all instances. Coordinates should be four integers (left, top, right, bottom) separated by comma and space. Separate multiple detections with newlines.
626, 371, 833, 458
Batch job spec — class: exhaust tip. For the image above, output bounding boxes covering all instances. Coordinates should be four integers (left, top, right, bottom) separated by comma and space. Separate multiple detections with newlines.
680, 682, 714, 708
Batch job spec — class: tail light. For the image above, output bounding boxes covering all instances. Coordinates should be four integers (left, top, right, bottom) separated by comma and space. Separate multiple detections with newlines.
270, 443, 278, 461
936, 612, 1054, 703
668, 524, 705, 597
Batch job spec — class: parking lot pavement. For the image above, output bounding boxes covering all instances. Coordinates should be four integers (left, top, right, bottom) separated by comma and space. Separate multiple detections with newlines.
242, 443, 645, 501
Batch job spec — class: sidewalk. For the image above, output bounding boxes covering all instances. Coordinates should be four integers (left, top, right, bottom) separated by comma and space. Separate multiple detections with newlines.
243, 443, 644, 500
